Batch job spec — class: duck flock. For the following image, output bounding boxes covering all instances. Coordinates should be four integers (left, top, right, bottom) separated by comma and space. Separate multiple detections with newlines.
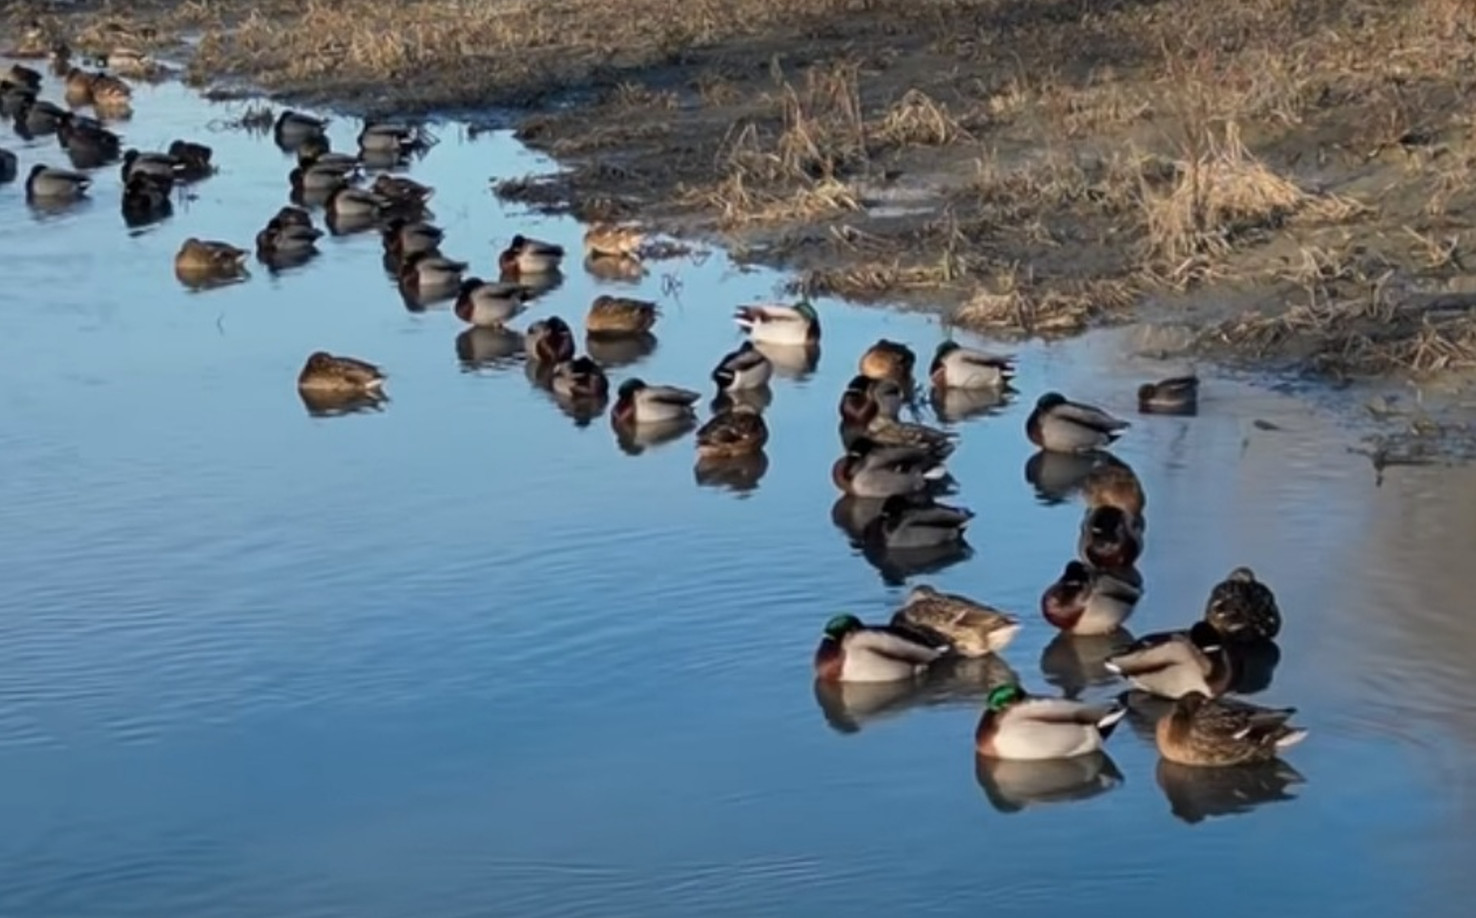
4, 47, 1308, 785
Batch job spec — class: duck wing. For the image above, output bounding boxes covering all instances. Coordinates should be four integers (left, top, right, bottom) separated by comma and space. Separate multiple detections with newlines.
850, 626, 950, 663
644, 385, 700, 406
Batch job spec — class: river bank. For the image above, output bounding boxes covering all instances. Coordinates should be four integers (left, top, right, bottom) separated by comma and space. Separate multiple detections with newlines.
8, 0, 1476, 461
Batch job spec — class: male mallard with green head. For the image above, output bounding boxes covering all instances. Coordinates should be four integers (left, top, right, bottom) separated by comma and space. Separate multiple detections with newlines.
813, 613, 950, 683
1104, 622, 1235, 699
975, 683, 1125, 760
550, 356, 610, 401
1156, 692, 1307, 766
711, 340, 773, 394
734, 301, 820, 346
929, 341, 1015, 389
612, 378, 700, 425
499, 234, 565, 274
1027, 392, 1130, 453
1139, 374, 1200, 415
831, 438, 947, 499
525, 317, 577, 365
1041, 560, 1141, 635
454, 278, 531, 328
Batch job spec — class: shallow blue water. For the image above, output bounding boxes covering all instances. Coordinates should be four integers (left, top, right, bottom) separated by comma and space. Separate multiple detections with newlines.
3, 64, 1476, 916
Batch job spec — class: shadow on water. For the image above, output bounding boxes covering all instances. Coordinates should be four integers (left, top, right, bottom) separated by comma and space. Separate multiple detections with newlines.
975, 752, 1126, 814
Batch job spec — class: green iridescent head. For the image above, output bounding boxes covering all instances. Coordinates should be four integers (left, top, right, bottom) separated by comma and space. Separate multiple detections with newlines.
986, 683, 1025, 711
823, 614, 862, 639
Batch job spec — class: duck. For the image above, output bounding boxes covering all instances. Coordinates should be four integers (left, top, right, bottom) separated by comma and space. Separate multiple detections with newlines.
1156, 692, 1307, 766
525, 317, 577, 365
892, 584, 1019, 657
166, 139, 213, 180
398, 249, 467, 290
859, 339, 916, 384
25, 164, 91, 200
14, 97, 66, 133
864, 414, 956, 462
454, 278, 531, 328
255, 216, 323, 259
831, 437, 946, 498
357, 121, 421, 155
274, 110, 328, 148
837, 375, 907, 430
1078, 505, 1143, 568
1104, 622, 1235, 699
499, 234, 565, 274
120, 173, 173, 223
1203, 567, 1282, 642
0, 82, 36, 118
104, 48, 160, 79
290, 163, 351, 194
3, 63, 42, 90
297, 351, 385, 394
695, 404, 769, 458
612, 378, 701, 425
121, 149, 184, 184
974, 683, 1125, 760
325, 185, 388, 219
0, 147, 16, 183
1082, 459, 1145, 518
1026, 392, 1130, 453
1041, 560, 1141, 635
734, 301, 820, 345
711, 340, 773, 394
586, 294, 659, 336
65, 69, 131, 107
174, 238, 248, 274
273, 205, 315, 229
863, 494, 972, 550
370, 173, 433, 207
550, 356, 610, 400
583, 222, 643, 259
296, 134, 361, 172
381, 217, 444, 259
58, 115, 121, 161
813, 613, 950, 683
1139, 374, 1200, 414
930, 341, 1017, 389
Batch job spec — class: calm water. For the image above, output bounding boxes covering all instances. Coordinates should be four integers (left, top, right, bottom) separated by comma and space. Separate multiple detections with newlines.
4, 65, 1476, 917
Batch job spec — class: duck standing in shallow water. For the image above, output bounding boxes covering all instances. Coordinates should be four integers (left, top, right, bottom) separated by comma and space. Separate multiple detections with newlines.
859, 339, 915, 385
1104, 622, 1235, 699
695, 403, 769, 459
1041, 560, 1141, 635
1139, 374, 1200, 415
813, 614, 950, 683
586, 295, 659, 336
711, 340, 773, 394
297, 351, 385, 394
929, 341, 1015, 389
612, 379, 700, 425
975, 683, 1125, 760
734, 302, 820, 346
1027, 392, 1130, 453
1203, 567, 1282, 642
891, 584, 1020, 657
1156, 692, 1307, 766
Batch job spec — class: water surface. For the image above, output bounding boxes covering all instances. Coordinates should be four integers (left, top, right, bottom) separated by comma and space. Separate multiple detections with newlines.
3, 65, 1476, 917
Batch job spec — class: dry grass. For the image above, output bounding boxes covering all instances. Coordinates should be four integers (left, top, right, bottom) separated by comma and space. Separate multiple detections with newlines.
954, 272, 1141, 335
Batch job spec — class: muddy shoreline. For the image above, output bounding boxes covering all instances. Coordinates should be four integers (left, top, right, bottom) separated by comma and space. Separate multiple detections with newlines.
7, 0, 1476, 461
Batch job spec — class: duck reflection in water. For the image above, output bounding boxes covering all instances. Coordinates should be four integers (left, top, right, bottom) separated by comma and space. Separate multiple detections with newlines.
614, 416, 695, 455
754, 340, 820, 380
1154, 758, 1305, 824
710, 385, 772, 416
694, 451, 769, 493
582, 253, 645, 284
1024, 450, 1100, 505
501, 267, 563, 299
298, 387, 389, 418
455, 326, 523, 371
931, 384, 1012, 425
975, 752, 1124, 814
1040, 628, 1136, 699
814, 654, 1019, 735
585, 331, 656, 369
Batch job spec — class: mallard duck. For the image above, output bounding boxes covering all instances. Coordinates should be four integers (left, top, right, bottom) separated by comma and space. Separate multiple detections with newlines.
398, 249, 467, 290
612, 378, 701, 425
62, 66, 96, 100
930, 340, 1016, 389
711, 340, 773, 393
0, 148, 16, 183
454, 278, 530, 328
274, 205, 314, 229
1104, 622, 1235, 699
586, 294, 659, 335
975, 683, 1125, 760
273, 110, 328, 148
121, 149, 183, 183
864, 415, 956, 461
297, 351, 385, 394
357, 121, 421, 155
255, 217, 322, 258
813, 613, 950, 683
550, 356, 610, 400
25, 164, 91, 200
1078, 505, 1143, 568
734, 301, 820, 345
499, 234, 565, 274
15, 97, 65, 133
166, 139, 213, 180
370, 173, 433, 206
583, 222, 643, 259
290, 163, 351, 194
695, 404, 769, 458
381, 218, 443, 259
295, 134, 359, 171
175, 238, 248, 273
1203, 567, 1282, 642
91, 73, 132, 107
1041, 560, 1141, 635
0, 82, 35, 118
1156, 692, 1307, 766
832, 437, 947, 498
525, 317, 576, 365
57, 115, 120, 160
1082, 459, 1145, 518
3, 63, 42, 90
838, 375, 907, 429
1027, 392, 1130, 453
104, 48, 159, 79
892, 584, 1019, 656
1139, 374, 1200, 415
121, 173, 172, 224
864, 495, 972, 550
859, 339, 915, 384
325, 185, 387, 219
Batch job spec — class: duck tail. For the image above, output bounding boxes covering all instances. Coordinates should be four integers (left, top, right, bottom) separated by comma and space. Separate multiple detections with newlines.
1273, 727, 1309, 750
1095, 706, 1127, 738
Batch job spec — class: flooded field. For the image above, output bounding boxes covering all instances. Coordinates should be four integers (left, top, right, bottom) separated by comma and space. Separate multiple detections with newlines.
3, 63, 1476, 917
